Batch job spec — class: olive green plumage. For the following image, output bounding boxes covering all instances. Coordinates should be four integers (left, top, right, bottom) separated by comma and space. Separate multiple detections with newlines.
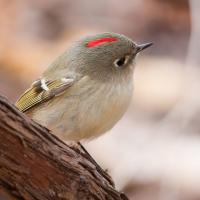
16, 32, 152, 141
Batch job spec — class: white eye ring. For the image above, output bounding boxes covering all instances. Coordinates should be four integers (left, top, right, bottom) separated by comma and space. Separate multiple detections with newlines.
114, 55, 129, 68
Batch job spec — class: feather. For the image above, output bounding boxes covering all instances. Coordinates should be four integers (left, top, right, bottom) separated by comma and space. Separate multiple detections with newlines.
16, 78, 74, 112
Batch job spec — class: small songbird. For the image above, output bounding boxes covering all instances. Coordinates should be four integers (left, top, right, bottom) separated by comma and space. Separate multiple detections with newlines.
16, 32, 152, 141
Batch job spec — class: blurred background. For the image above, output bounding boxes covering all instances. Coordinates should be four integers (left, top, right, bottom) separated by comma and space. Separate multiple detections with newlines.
1, 0, 200, 199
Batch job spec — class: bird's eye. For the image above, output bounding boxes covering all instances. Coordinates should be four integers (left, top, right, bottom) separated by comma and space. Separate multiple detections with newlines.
114, 56, 129, 68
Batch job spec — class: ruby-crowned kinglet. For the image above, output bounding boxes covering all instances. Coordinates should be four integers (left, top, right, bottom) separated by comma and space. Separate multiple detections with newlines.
16, 32, 152, 141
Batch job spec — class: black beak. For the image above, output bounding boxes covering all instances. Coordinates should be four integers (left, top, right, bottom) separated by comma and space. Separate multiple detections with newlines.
136, 42, 153, 53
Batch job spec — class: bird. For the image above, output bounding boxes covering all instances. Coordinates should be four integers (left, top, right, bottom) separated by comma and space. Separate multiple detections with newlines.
16, 32, 152, 141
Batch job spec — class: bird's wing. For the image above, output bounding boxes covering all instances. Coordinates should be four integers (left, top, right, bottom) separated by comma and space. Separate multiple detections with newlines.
15, 77, 74, 112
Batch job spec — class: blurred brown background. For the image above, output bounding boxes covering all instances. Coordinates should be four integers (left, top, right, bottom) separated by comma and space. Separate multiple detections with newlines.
2, 0, 200, 199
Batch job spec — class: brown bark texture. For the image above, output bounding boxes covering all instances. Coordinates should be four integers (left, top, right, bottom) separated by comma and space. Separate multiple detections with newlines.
0, 95, 129, 200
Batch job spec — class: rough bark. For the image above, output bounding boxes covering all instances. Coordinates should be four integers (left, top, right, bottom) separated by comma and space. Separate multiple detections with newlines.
0, 95, 129, 200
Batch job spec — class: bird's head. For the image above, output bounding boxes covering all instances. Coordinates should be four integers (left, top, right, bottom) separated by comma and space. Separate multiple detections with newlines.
49, 32, 153, 81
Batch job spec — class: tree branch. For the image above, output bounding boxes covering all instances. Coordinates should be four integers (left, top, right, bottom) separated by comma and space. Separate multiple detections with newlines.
0, 95, 129, 200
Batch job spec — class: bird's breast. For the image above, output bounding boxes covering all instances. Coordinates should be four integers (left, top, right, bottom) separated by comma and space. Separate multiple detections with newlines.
71, 78, 133, 139
32, 76, 133, 140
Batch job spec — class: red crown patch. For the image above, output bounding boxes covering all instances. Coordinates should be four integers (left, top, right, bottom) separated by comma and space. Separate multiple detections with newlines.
87, 37, 117, 48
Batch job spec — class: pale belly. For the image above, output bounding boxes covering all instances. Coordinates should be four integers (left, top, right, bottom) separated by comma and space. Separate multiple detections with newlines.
31, 80, 133, 141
